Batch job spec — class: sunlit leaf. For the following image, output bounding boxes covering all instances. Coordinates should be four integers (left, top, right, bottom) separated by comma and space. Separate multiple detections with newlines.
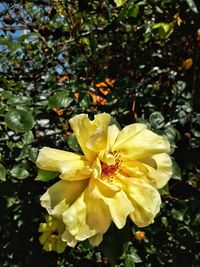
5, 109, 34, 133
114, 0, 127, 7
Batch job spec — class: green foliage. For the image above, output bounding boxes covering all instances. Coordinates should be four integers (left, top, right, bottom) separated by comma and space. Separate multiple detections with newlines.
0, 0, 200, 267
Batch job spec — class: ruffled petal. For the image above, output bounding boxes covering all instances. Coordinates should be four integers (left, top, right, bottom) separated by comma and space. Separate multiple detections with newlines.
98, 124, 120, 165
69, 113, 110, 161
36, 147, 90, 180
112, 124, 170, 160
62, 188, 112, 246
118, 176, 161, 227
89, 179, 133, 229
85, 190, 111, 241
62, 192, 96, 242
141, 153, 173, 189
40, 179, 88, 218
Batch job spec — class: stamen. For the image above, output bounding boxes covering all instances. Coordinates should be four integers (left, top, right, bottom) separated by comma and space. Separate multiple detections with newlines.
101, 151, 121, 180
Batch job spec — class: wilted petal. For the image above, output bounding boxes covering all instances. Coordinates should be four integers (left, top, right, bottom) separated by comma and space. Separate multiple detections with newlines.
89, 179, 133, 229
69, 113, 110, 161
40, 179, 88, 218
36, 147, 90, 180
112, 125, 170, 160
119, 176, 161, 227
140, 153, 172, 189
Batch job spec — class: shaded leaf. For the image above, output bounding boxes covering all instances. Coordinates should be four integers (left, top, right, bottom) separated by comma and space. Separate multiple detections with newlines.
0, 164, 6, 181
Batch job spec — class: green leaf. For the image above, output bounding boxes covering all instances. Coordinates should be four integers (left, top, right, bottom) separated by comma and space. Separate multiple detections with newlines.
172, 160, 181, 180
23, 131, 34, 144
149, 112, 165, 129
125, 256, 136, 267
7, 96, 32, 106
67, 134, 82, 153
0, 90, 13, 99
114, 0, 127, 7
159, 184, 169, 196
48, 91, 73, 108
0, 164, 6, 181
5, 109, 34, 133
10, 165, 29, 179
0, 36, 21, 52
99, 223, 131, 265
186, 0, 198, 13
80, 94, 92, 108
16, 145, 28, 161
28, 147, 39, 163
128, 4, 139, 18
125, 252, 142, 266
35, 169, 59, 182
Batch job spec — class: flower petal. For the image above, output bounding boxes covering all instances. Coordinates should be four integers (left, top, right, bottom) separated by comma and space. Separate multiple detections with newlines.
119, 176, 161, 227
141, 153, 172, 189
69, 113, 110, 161
62, 192, 96, 241
40, 179, 88, 218
62, 188, 111, 246
36, 147, 90, 180
112, 124, 170, 160
89, 179, 133, 229
85, 190, 112, 240
98, 124, 120, 165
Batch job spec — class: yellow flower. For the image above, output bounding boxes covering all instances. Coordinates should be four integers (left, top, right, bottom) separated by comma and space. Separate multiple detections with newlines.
38, 215, 67, 253
36, 113, 172, 247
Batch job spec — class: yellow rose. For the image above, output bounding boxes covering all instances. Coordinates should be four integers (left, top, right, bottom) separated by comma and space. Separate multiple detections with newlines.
38, 215, 67, 253
36, 113, 172, 247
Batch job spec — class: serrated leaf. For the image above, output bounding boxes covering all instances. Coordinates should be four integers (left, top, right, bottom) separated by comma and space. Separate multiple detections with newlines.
186, 0, 198, 13
0, 164, 6, 181
35, 169, 59, 182
48, 91, 73, 108
5, 109, 34, 133
10, 165, 29, 179
114, 0, 127, 7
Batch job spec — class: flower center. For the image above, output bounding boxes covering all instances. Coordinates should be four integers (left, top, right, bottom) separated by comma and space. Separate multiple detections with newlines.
100, 151, 121, 179
101, 162, 119, 178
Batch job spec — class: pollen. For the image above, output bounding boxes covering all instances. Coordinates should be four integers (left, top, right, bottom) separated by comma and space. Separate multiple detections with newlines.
101, 162, 119, 178
101, 151, 121, 179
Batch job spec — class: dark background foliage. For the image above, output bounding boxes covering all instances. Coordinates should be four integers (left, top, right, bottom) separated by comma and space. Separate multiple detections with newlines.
0, 0, 200, 266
